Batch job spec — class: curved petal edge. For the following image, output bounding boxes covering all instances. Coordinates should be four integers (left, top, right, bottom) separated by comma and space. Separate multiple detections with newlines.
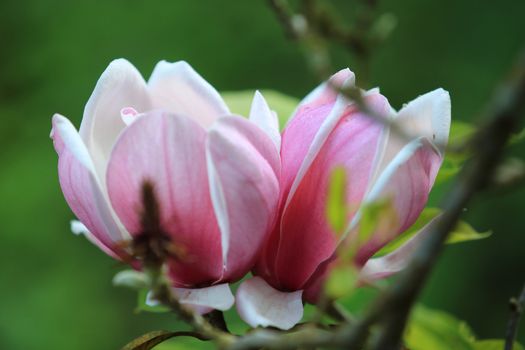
236, 277, 303, 330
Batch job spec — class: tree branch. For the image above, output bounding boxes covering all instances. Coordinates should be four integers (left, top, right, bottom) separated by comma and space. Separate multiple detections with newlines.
368, 50, 525, 350
505, 284, 525, 350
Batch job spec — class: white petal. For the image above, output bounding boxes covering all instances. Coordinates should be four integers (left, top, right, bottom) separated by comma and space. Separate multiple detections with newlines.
236, 277, 303, 330
360, 215, 441, 282
396, 88, 451, 154
71, 220, 89, 235
249, 91, 281, 151
148, 60, 230, 128
80, 59, 151, 180
366, 89, 450, 195
147, 283, 234, 314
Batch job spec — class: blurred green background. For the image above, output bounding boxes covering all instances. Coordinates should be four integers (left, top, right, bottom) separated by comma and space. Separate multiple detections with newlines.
1, 0, 524, 349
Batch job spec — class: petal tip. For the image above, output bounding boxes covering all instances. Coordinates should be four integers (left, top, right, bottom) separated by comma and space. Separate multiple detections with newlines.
236, 277, 304, 330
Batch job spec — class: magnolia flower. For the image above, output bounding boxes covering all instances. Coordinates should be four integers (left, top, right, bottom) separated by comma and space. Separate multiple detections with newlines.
236, 69, 451, 330
51, 59, 281, 313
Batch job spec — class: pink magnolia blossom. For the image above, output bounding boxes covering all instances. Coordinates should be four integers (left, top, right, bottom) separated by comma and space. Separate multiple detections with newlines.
51, 59, 281, 313
236, 69, 451, 330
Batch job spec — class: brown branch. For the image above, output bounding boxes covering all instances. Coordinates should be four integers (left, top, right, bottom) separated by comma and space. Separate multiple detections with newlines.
367, 50, 525, 350
505, 284, 525, 350
135, 182, 235, 348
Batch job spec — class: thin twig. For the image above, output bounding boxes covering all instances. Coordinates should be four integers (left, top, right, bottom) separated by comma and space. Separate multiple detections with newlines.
505, 284, 525, 350
265, 0, 380, 82
265, 0, 301, 40
135, 182, 235, 348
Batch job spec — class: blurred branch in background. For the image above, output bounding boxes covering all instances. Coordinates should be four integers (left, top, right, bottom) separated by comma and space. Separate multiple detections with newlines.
505, 285, 525, 350
266, 0, 395, 85
367, 49, 525, 349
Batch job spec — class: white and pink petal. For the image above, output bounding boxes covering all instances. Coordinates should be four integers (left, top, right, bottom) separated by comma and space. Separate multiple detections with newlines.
80, 59, 152, 179
51, 114, 129, 258
148, 60, 230, 128
236, 277, 303, 330
206, 116, 280, 282
147, 283, 235, 314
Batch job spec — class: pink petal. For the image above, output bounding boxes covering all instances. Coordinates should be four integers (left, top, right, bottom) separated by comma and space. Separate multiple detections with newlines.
147, 283, 234, 314
106, 111, 222, 286
236, 277, 303, 330
80, 59, 152, 179
207, 116, 280, 281
349, 89, 450, 263
294, 68, 355, 114
354, 138, 441, 264
270, 93, 390, 291
148, 60, 230, 128
249, 91, 281, 151
359, 215, 441, 282
51, 114, 129, 258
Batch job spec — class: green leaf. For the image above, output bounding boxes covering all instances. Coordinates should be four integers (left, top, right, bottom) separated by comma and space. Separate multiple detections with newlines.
435, 155, 464, 184
404, 305, 476, 350
472, 340, 524, 350
326, 167, 348, 234
446, 220, 492, 244
324, 264, 358, 299
222, 90, 299, 129
375, 208, 491, 256
435, 120, 476, 184
136, 289, 170, 313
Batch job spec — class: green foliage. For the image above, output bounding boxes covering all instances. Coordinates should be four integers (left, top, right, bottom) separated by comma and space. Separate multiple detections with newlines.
448, 120, 476, 149
509, 128, 525, 145
405, 305, 524, 350
405, 305, 476, 350
375, 207, 491, 256
222, 90, 300, 129
326, 167, 349, 235
435, 120, 475, 184
325, 264, 359, 299
473, 340, 524, 350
